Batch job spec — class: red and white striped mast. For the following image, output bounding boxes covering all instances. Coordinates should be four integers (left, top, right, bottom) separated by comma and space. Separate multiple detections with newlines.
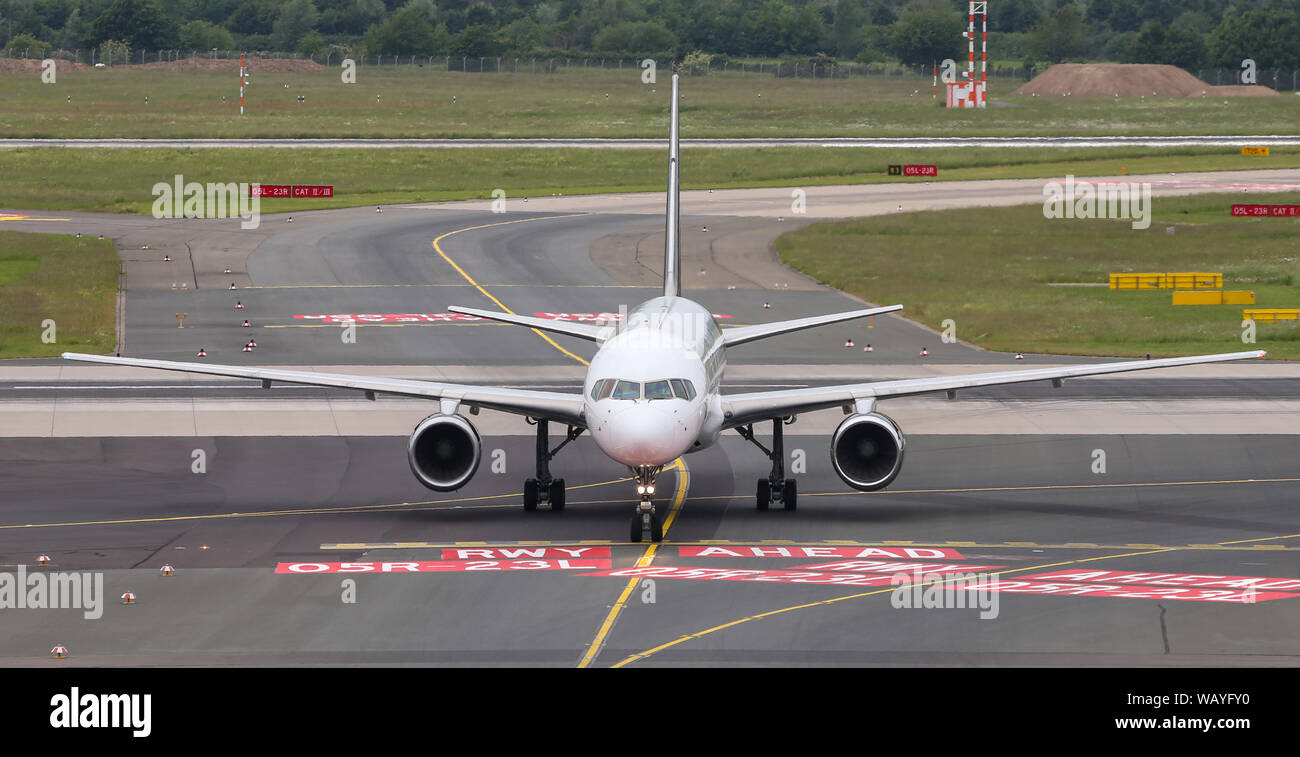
962, 2, 989, 107
239, 52, 245, 115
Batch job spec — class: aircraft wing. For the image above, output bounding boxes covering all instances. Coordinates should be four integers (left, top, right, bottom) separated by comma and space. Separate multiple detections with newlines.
722, 305, 903, 348
60, 353, 587, 426
719, 350, 1267, 429
447, 306, 608, 343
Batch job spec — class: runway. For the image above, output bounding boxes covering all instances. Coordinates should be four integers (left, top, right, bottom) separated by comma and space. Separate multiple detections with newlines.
2, 174, 1297, 667
5, 135, 1300, 149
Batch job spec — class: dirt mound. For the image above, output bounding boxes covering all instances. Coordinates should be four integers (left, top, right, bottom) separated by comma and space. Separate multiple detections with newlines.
134, 56, 325, 73
1013, 63, 1278, 97
0, 58, 81, 74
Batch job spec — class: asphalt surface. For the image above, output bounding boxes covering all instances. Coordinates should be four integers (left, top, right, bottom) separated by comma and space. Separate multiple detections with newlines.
6, 135, 1300, 148
2, 177, 1297, 667
1, 434, 1296, 666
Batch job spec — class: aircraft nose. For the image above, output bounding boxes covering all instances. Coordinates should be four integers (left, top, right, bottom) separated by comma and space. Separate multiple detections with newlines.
594, 406, 685, 466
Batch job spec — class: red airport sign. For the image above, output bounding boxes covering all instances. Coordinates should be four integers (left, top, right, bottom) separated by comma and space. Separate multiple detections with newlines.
292, 185, 334, 198
1231, 204, 1300, 217
250, 184, 291, 198
903, 164, 938, 177
249, 184, 334, 198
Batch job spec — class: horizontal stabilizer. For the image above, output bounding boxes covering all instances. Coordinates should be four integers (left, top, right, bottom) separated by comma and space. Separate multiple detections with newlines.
722, 304, 903, 348
446, 306, 608, 343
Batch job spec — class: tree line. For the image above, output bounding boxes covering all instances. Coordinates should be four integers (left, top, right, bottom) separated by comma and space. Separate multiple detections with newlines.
2, 0, 1298, 71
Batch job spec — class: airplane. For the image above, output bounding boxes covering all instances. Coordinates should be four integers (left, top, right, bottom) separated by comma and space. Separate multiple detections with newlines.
63, 73, 1266, 543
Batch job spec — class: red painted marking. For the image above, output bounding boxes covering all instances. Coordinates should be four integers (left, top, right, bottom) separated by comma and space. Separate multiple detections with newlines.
957, 579, 1298, 603
1021, 569, 1300, 592
292, 185, 334, 198
276, 559, 609, 573
441, 547, 611, 560
294, 313, 734, 323
793, 560, 1005, 575
294, 313, 484, 323
579, 566, 902, 586
535, 313, 733, 322
903, 164, 938, 177
679, 546, 965, 560
250, 184, 291, 198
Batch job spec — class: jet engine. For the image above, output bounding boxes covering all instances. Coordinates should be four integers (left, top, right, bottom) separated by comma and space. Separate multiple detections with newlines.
407, 414, 482, 491
830, 412, 904, 491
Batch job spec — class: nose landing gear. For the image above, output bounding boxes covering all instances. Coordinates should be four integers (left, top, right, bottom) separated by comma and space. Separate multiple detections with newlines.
629, 465, 665, 543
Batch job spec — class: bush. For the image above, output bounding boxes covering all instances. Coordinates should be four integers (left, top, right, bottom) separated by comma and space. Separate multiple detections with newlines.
99, 39, 130, 65
5, 33, 51, 57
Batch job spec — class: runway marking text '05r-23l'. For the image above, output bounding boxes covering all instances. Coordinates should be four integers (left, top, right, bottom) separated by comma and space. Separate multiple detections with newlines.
63, 74, 1267, 542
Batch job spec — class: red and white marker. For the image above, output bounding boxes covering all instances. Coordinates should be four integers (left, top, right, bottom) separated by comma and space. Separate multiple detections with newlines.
162, 254, 171, 261
248, 338, 256, 348
242, 320, 250, 327
159, 564, 175, 577
236, 301, 244, 309
229, 283, 237, 290
864, 344, 873, 352
37, 554, 51, 566
919, 347, 929, 357
762, 302, 771, 309
844, 339, 854, 348
242, 344, 252, 352
197, 348, 207, 357
120, 592, 136, 605
51, 645, 68, 659
1015, 352, 1024, 360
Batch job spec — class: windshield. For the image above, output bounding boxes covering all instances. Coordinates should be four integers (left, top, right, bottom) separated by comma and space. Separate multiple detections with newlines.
591, 378, 698, 401
612, 380, 641, 400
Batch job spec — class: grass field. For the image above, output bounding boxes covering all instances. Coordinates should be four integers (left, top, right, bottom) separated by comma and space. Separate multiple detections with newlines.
777, 192, 1300, 359
0, 231, 119, 358
1, 68, 1298, 139
2, 145, 1297, 214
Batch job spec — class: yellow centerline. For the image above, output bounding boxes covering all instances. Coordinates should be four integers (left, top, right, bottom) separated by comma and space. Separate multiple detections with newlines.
577, 458, 689, 668
431, 215, 592, 366
608, 533, 1300, 668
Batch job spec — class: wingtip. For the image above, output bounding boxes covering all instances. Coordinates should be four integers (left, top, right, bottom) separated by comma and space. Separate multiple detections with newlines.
1258, 350, 1268, 358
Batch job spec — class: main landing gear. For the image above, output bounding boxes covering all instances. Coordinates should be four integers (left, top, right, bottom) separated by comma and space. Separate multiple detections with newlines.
629, 465, 665, 543
522, 418, 582, 512
736, 416, 797, 512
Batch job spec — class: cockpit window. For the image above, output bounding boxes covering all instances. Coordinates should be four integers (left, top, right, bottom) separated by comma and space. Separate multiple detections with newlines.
644, 380, 673, 400
591, 379, 614, 401
670, 379, 696, 400
612, 380, 641, 400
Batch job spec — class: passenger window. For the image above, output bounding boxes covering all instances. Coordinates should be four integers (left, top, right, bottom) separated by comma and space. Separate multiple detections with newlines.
644, 380, 673, 400
612, 380, 640, 400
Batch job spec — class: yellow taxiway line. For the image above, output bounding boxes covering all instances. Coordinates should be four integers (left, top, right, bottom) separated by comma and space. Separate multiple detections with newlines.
576, 459, 690, 668
430, 215, 591, 366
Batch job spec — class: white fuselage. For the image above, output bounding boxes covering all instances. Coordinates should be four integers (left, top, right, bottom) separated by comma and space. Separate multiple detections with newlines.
584, 296, 725, 467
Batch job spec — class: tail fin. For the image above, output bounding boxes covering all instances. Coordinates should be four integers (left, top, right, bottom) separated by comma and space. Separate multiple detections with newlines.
663, 73, 681, 298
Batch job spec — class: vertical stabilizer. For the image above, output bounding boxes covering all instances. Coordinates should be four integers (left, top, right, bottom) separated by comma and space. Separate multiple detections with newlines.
663, 73, 681, 298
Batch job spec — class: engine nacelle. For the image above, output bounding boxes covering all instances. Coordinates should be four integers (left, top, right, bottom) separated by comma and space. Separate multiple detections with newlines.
830, 412, 904, 491
407, 414, 481, 491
